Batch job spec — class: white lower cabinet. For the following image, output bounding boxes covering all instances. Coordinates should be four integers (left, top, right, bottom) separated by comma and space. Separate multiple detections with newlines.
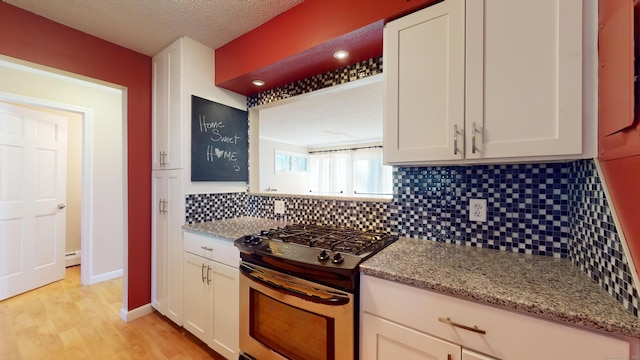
183, 251, 212, 341
363, 313, 467, 360
183, 232, 239, 360
151, 169, 183, 325
361, 275, 632, 360
461, 349, 496, 360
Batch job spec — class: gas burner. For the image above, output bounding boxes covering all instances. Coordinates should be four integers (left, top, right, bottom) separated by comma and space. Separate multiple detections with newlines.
235, 223, 398, 292
255, 224, 394, 256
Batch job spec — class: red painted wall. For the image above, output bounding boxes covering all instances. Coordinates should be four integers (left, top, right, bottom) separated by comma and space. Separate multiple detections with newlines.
0, 2, 152, 310
215, 0, 439, 95
598, 0, 640, 282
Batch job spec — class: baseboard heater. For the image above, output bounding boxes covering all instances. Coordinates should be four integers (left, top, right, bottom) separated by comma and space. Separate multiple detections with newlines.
65, 251, 81, 267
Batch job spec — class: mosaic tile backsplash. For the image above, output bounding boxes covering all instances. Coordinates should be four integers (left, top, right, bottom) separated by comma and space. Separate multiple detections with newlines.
185, 159, 640, 317
568, 160, 639, 315
247, 56, 383, 108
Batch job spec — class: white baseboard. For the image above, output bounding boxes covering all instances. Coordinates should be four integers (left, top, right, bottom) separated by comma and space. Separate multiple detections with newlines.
65, 251, 81, 267
90, 268, 123, 284
120, 303, 153, 322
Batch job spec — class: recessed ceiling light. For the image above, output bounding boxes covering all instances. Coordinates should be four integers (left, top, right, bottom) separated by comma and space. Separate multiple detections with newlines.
252, 79, 265, 86
333, 50, 349, 60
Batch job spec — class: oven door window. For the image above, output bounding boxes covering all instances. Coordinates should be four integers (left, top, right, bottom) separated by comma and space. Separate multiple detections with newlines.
250, 288, 335, 360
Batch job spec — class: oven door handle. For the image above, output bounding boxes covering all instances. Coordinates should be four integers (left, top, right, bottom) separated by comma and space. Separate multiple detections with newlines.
240, 264, 351, 306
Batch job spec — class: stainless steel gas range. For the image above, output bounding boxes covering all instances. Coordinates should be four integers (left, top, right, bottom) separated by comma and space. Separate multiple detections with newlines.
234, 223, 398, 360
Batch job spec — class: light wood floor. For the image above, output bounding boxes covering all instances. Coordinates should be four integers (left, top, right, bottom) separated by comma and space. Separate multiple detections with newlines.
0, 266, 225, 359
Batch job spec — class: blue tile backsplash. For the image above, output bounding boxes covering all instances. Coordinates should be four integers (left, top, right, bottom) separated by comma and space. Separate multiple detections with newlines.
392, 163, 571, 256
185, 58, 640, 318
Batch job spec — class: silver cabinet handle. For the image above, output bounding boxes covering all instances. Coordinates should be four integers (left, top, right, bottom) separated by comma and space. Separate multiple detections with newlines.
471, 122, 477, 154
201, 263, 206, 283
438, 317, 486, 335
159, 151, 167, 167
206, 265, 212, 285
159, 199, 168, 214
57, 203, 66, 209
453, 125, 458, 155
200, 246, 213, 251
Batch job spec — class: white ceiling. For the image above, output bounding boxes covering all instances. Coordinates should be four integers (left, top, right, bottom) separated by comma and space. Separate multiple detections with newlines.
3, 0, 303, 56
259, 75, 383, 148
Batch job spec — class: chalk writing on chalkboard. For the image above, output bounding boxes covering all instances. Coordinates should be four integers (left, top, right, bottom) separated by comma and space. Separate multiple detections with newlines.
191, 96, 248, 182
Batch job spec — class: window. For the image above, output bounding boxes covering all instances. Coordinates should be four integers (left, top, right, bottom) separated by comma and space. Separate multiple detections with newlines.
275, 150, 308, 173
309, 147, 392, 196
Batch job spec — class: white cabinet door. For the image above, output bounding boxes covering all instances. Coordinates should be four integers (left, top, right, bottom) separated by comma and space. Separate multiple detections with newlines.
151, 170, 168, 315
209, 261, 239, 359
165, 169, 184, 325
465, 0, 583, 159
461, 349, 496, 360
151, 169, 183, 325
362, 312, 460, 360
183, 251, 212, 344
384, 0, 465, 163
152, 39, 183, 170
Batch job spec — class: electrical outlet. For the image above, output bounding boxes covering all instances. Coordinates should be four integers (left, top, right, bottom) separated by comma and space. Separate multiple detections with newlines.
274, 200, 285, 215
469, 198, 487, 222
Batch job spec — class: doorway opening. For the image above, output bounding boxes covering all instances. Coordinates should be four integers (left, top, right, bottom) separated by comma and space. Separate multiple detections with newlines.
0, 57, 127, 315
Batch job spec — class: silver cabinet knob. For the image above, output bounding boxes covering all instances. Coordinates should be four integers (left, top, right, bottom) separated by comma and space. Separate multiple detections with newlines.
57, 204, 66, 209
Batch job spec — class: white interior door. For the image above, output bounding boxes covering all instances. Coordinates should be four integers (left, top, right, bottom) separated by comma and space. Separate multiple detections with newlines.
0, 101, 67, 301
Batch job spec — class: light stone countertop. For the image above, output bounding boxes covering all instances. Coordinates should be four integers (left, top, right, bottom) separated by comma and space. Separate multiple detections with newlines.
181, 216, 290, 241
360, 237, 640, 339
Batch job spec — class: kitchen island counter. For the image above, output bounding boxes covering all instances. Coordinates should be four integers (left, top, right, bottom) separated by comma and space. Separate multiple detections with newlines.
361, 237, 640, 339
182, 216, 290, 241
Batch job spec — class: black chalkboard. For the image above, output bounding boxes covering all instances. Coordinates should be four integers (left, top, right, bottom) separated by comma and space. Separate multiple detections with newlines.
191, 96, 248, 182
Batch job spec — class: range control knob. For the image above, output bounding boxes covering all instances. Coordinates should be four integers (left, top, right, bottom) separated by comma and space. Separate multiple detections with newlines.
318, 249, 330, 262
331, 252, 344, 264
243, 235, 263, 246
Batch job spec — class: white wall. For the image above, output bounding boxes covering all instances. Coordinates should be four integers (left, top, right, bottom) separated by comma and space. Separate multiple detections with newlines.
66, 112, 82, 255
182, 37, 248, 195
259, 138, 310, 194
0, 56, 125, 282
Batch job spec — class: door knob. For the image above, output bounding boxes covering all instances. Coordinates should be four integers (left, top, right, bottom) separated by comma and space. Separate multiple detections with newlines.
57, 204, 66, 209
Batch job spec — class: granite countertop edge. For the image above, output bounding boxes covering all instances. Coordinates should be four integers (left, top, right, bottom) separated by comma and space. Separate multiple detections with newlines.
181, 216, 291, 241
361, 237, 640, 339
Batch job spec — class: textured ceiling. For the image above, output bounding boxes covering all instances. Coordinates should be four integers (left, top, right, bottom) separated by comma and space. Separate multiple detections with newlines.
3, 0, 303, 56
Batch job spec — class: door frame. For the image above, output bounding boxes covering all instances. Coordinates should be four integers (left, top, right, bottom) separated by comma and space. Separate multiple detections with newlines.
0, 93, 96, 286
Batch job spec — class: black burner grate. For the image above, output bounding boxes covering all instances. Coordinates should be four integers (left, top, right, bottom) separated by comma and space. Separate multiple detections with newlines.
258, 224, 390, 255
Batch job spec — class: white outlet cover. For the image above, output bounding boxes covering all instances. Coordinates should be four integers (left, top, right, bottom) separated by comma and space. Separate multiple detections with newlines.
469, 198, 487, 222
274, 200, 285, 214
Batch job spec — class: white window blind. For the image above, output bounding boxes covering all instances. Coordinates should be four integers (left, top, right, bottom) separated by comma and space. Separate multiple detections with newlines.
308, 147, 392, 196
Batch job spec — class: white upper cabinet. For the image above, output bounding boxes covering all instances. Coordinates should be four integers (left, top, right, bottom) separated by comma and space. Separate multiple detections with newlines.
384, 0, 589, 165
152, 39, 183, 170
384, 0, 465, 163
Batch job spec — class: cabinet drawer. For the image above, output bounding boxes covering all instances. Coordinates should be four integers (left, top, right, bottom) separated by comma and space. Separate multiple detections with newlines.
361, 275, 629, 360
183, 232, 239, 267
